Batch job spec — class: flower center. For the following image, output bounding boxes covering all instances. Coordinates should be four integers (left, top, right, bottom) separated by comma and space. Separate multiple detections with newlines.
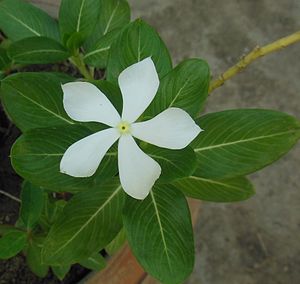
117, 121, 131, 134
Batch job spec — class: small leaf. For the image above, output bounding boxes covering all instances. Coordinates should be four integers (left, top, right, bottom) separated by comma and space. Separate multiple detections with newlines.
59, 0, 101, 46
20, 181, 44, 230
107, 19, 172, 83
192, 109, 300, 179
0, 48, 11, 71
11, 125, 117, 192
79, 253, 106, 271
0, 231, 27, 259
27, 238, 49, 278
52, 265, 71, 280
8, 37, 69, 64
84, 29, 121, 68
0, 72, 74, 131
143, 145, 197, 183
106, 228, 126, 255
147, 59, 210, 118
173, 175, 255, 202
0, 0, 60, 41
42, 179, 124, 265
123, 185, 194, 284
84, 0, 130, 49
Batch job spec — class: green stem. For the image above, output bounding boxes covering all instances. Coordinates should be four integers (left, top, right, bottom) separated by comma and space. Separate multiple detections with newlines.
69, 52, 93, 80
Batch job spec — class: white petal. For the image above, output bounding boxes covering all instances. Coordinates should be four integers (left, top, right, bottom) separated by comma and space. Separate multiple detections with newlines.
60, 128, 120, 177
132, 108, 202, 149
62, 82, 121, 127
118, 135, 161, 200
118, 57, 159, 123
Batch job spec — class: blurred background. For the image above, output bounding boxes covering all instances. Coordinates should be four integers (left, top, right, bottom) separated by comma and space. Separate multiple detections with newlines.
127, 0, 300, 283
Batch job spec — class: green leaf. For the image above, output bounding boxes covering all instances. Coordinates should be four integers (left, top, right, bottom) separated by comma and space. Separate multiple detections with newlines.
84, 29, 121, 68
143, 145, 197, 183
20, 181, 44, 230
105, 228, 126, 255
146, 59, 210, 118
0, 225, 21, 237
84, 0, 130, 49
123, 185, 194, 284
52, 265, 71, 280
27, 238, 49, 278
8, 37, 69, 64
173, 175, 255, 202
0, 0, 60, 41
11, 125, 118, 192
0, 231, 27, 259
59, 0, 101, 45
42, 179, 124, 265
107, 19, 172, 83
0, 72, 74, 131
192, 109, 300, 179
0, 48, 11, 71
79, 253, 106, 271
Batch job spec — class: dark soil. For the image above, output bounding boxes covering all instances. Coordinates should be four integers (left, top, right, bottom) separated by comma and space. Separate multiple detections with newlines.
0, 62, 100, 283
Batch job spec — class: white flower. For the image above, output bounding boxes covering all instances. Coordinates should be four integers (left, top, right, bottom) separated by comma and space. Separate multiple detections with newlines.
60, 58, 202, 200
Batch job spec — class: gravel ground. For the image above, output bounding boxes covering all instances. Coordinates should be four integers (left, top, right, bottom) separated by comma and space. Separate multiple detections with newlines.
127, 0, 300, 283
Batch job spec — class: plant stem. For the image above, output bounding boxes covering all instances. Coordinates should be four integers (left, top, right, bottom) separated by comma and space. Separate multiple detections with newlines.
209, 30, 300, 93
0, 190, 21, 203
69, 52, 94, 80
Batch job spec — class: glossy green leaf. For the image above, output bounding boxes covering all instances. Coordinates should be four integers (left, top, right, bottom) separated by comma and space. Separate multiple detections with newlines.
42, 179, 124, 265
84, 29, 121, 68
79, 253, 106, 271
143, 145, 197, 183
0, 231, 27, 259
106, 228, 126, 255
0, 48, 11, 70
123, 185, 194, 284
192, 109, 300, 179
11, 125, 117, 192
59, 0, 101, 45
107, 19, 172, 83
27, 238, 49, 278
173, 175, 255, 202
8, 37, 69, 64
39, 198, 67, 232
20, 181, 44, 230
0, 72, 74, 131
146, 59, 210, 118
0, 0, 60, 41
52, 265, 70, 280
84, 0, 130, 49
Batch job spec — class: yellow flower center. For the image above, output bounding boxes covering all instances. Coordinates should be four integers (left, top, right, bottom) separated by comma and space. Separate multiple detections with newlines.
117, 121, 131, 134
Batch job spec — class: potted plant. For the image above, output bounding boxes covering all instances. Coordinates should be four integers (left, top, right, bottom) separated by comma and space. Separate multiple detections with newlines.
0, 0, 300, 283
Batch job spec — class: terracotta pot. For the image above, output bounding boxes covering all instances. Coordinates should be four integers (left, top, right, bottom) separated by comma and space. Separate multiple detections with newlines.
25, 2, 201, 282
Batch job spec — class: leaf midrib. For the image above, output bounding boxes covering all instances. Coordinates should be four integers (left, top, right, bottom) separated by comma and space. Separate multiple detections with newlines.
49, 185, 122, 258
84, 46, 110, 60
14, 89, 74, 125
2, 9, 41, 36
12, 49, 66, 58
194, 129, 299, 152
150, 190, 172, 270
76, 0, 86, 32
103, 1, 120, 35
189, 176, 247, 193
